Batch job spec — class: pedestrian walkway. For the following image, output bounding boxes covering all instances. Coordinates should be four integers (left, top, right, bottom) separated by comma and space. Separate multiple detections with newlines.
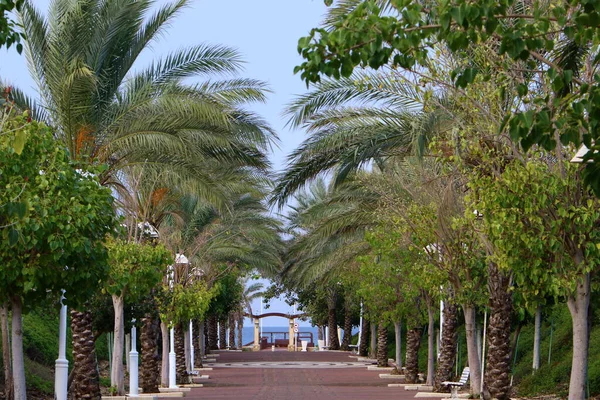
158, 350, 447, 400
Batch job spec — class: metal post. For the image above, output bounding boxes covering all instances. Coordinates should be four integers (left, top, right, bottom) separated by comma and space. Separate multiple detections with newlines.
54, 292, 68, 400
480, 310, 487, 394
129, 320, 139, 397
169, 326, 177, 388
357, 302, 363, 347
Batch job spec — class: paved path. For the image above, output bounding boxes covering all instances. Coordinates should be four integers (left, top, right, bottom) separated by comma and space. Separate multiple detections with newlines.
158, 350, 446, 400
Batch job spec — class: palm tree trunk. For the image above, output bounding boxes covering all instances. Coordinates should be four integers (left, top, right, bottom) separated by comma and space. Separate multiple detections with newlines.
160, 320, 169, 387
10, 297, 25, 400
405, 325, 422, 384
376, 323, 388, 367
175, 324, 187, 384
70, 309, 101, 399
194, 320, 203, 368
228, 313, 236, 349
237, 314, 243, 349
207, 315, 218, 351
327, 288, 340, 350
434, 301, 458, 392
110, 294, 125, 395
1, 303, 13, 400
358, 318, 369, 357
463, 304, 482, 397
426, 300, 435, 386
140, 314, 159, 394
340, 301, 352, 351
483, 264, 512, 400
218, 317, 227, 349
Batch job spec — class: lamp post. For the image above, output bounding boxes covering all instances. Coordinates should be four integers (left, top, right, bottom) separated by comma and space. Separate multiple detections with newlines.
129, 319, 139, 397
54, 291, 68, 400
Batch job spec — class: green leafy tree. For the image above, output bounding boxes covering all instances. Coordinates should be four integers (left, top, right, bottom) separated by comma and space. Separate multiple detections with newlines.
105, 239, 171, 395
0, 0, 23, 52
296, 0, 600, 193
0, 112, 116, 400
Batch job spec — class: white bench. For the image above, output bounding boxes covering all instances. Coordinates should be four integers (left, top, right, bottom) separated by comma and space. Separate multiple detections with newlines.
442, 367, 470, 399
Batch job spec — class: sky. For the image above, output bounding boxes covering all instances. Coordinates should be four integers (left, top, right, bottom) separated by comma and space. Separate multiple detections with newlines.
0, 0, 329, 327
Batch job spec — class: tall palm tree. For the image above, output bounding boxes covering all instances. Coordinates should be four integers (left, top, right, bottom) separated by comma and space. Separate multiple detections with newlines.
6, 1, 277, 395
236, 280, 264, 349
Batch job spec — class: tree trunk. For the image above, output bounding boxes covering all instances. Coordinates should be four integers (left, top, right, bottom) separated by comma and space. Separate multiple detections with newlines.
394, 320, 402, 371
183, 323, 191, 373
175, 324, 187, 384
194, 320, 203, 368
463, 305, 482, 397
228, 313, 236, 349
426, 303, 435, 386
160, 320, 169, 387
376, 323, 388, 367
327, 289, 340, 350
369, 323, 377, 358
110, 294, 125, 395
1, 303, 13, 400
218, 318, 227, 349
10, 297, 25, 400
532, 305, 541, 371
358, 318, 369, 357
237, 314, 243, 349
484, 264, 512, 400
405, 326, 422, 384
70, 309, 101, 399
327, 308, 340, 350
434, 301, 458, 392
317, 325, 323, 341
207, 315, 218, 350
341, 302, 352, 351
140, 314, 159, 394
567, 272, 590, 400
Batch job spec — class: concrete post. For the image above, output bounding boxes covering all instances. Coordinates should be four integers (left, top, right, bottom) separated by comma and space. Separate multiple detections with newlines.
169, 326, 177, 388
129, 321, 139, 397
54, 292, 68, 400
189, 320, 194, 372
288, 319, 294, 351
253, 318, 260, 351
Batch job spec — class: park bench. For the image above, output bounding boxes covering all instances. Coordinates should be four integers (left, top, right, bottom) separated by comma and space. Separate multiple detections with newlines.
442, 367, 470, 399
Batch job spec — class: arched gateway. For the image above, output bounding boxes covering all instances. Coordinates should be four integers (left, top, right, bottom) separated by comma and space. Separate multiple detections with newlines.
244, 312, 308, 351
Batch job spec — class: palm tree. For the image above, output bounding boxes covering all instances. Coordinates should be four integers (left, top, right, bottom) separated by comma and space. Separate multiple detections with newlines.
6, 1, 277, 395
236, 280, 265, 349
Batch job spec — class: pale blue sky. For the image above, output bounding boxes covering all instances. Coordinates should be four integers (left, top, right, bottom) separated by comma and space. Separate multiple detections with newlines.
0, 0, 328, 327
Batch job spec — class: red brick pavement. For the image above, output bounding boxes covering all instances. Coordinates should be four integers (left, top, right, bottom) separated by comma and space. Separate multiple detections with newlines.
158, 350, 445, 400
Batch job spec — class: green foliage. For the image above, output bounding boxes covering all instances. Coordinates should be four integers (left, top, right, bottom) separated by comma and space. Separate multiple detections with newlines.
468, 159, 600, 301
0, 0, 23, 52
170, 280, 217, 324
105, 239, 171, 302
0, 111, 116, 310
296, 0, 600, 194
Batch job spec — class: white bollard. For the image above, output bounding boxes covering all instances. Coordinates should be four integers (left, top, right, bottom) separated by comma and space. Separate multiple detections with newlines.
189, 320, 194, 372
129, 321, 139, 397
169, 327, 177, 388
54, 293, 68, 400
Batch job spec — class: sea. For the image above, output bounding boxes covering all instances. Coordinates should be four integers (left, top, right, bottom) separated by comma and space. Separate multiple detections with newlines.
229, 326, 359, 347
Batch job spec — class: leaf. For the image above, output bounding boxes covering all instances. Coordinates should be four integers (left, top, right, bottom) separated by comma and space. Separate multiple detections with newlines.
13, 129, 26, 155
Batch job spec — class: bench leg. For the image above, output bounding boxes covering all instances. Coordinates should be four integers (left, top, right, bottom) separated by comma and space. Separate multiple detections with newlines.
450, 386, 459, 399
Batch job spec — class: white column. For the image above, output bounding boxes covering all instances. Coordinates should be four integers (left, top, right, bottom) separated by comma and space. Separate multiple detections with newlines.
357, 302, 363, 347
439, 298, 444, 359
189, 320, 194, 372
169, 326, 177, 388
54, 292, 68, 400
129, 320, 139, 397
